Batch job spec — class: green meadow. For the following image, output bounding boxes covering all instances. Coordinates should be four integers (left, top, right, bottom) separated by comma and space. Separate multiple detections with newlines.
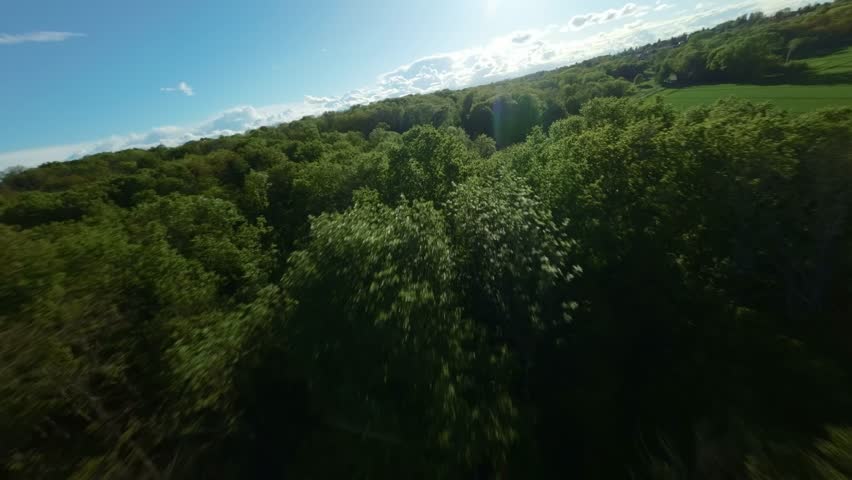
652, 83, 852, 111
651, 47, 852, 111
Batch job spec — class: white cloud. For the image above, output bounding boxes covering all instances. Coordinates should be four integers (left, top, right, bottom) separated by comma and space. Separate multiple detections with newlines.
304, 95, 337, 105
0, 31, 85, 45
512, 33, 532, 43
0, 0, 814, 168
160, 81, 195, 96
563, 3, 650, 31
62, 105, 304, 160
0, 143, 94, 169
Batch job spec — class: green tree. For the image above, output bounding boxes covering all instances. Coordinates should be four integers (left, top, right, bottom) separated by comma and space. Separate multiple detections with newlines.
280, 192, 516, 476
447, 173, 579, 355
387, 125, 472, 204
707, 33, 784, 81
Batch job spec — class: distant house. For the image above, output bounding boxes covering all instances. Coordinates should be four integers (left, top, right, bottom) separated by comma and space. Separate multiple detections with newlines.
667, 73, 679, 83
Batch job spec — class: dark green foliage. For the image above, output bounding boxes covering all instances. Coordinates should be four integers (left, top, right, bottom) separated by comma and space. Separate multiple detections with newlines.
280, 194, 516, 476
706, 32, 785, 81
446, 173, 578, 351
386, 125, 473, 203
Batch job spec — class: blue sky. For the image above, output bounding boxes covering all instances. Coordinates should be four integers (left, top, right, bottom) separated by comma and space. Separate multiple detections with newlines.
1, 0, 807, 167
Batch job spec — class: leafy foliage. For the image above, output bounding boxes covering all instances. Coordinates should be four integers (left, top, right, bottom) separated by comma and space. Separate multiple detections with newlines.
2, 3, 852, 478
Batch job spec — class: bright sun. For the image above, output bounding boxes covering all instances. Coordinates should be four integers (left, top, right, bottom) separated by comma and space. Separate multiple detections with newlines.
486, 0, 500, 16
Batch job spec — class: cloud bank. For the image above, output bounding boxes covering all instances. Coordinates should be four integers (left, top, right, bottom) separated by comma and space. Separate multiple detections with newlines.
0, 0, 812, 168
0, 31, 85, 45
565, 3, 648, 31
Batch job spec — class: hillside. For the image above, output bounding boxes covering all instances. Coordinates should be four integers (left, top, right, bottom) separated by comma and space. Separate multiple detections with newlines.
2, 2, 852, 479
646, 45, 852, 110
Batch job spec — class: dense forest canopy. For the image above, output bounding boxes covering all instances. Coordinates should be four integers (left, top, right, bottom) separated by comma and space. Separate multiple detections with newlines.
2, 1, 852, 478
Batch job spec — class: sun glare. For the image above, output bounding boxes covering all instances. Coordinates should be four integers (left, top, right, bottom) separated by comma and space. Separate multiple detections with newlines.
486, 0, 500, 16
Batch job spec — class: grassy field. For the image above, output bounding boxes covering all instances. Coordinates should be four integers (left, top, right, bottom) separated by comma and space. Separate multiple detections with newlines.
649, 47, 852, 112
802, 46, 852, 75
650, 83, 852, 112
